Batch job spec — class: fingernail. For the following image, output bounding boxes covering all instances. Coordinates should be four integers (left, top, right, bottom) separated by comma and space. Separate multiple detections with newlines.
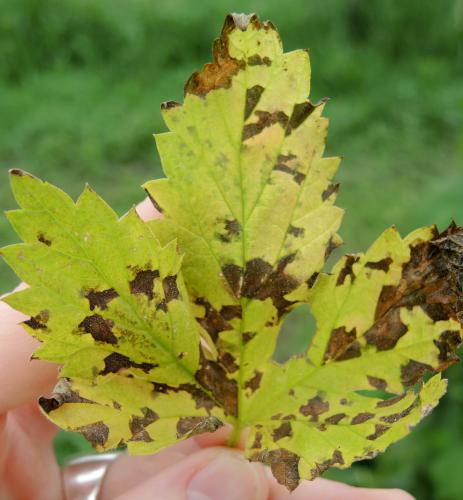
186, 451, 262, 500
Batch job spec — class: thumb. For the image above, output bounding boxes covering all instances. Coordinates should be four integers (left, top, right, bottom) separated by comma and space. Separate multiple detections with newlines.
113, 446, 268, 500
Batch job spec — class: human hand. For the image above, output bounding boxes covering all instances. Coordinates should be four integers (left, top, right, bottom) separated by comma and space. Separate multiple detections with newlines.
0, 199, 415, 500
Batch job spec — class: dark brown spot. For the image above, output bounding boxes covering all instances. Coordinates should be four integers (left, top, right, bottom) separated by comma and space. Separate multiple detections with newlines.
321, 183, 339, 202
286, 101, 316, 136
195, 298, 233, 342
129, 269, 159, 300
336, 254, 359, 286
39, 387, 95, 414
220, 352, 238, 373
251, 431, 263, 449
367, 424, 390, 440
307, 272, 319, 288
24, 310, 49, 330
178, 383, 216, 413
247, 54, 272, 66
76, 421, 109, 447
100, 352, 155, 375
218, 219, 241, 243
196, 354, 238, 416
325, 413, 346, 425
161, 100, 181, 110
351, 412, 375, 425
245, 370, 263, 393
367, 376, 388, 391
380, 403, 416, 424
37, 232, 51, 246
85, 288, 118, 311
242, 258, 273, 297
324, 326, 360, 362
251, 449, 300, 491
300, 395, 329, 421
325, 237, 340, 260
310, 449, 344, 479
434, 330, 461, 365
156, 300, 167, 312
243, 255, 299, 317
365, 257, 393, 272
222, 263, 242, 297
242, 331, 256, 343
79, 314, 117, 344
220, 305, 242, 320
376, 393, 407, 408
272, 421, 293, 441
113, 401, 121, 410
10, 168, 29, 176
129, 407, 159, 441
401, 360, 433, 386
274, 154, 306, 185
244, 85, 265, 120
163, 275, 179, 302
364, 308, 408, 351
288, 225, 304, 238
176, 415, 223, 438
242, 110, 289, 141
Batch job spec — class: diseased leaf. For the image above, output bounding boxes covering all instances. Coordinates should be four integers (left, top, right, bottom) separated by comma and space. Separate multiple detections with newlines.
1, 13, 462, 491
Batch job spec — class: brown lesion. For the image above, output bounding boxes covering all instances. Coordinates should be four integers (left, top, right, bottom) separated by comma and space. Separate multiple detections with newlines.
336, 254, 359, 286
366, 424, 390, 440
183, 13, 274, 97
322, 183, 340, 202
37, 232, 51, 246
244, 85, 265, 120
162, 275, 180, 302
273, 153, 306, 185
285, 101, 317, 136
129, 407, 159, 442
195, 298, 233, 343
299, 395, 329, 421
310, 449, 344, 479
129, 269, 160, 300
367, 375, 388, 391
324, 326, 360, 362
272, 421, 293, 441
325, 224, 463, 373
195, 353, 238, 416
75, 421, 110, 447
242, 110, 289, 141
217, 218, 241, 243
351, 412, 375, 425
244, 370, 263, 392
100, 352, 156, 375
84, 288, 119, 311
24, 310, 49, 330
251, 448, 300, 491
176, 415, 223, 438
79, 314, 118, 345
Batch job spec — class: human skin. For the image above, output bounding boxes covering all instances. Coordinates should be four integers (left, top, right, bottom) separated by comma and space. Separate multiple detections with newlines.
0, 199, 415, 500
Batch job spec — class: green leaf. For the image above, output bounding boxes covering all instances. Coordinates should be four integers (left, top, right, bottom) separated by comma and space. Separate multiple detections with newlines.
2, 13, 462, 491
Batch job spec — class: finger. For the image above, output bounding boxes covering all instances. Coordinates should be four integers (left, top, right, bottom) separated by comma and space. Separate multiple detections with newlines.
0, 297, 58, 414
106, 446, 268, 500
267, 469, 415, 500
101, 425, 233, 498
136, 197, 162, 222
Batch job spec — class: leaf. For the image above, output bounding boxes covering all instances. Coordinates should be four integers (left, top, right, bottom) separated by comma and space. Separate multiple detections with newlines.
1, 13, 462, 491
2, 170, 226, 450
144, 11, 343, 403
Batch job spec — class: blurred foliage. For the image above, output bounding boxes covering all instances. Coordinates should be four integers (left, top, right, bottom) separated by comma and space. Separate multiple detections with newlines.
0, 0, 462, 497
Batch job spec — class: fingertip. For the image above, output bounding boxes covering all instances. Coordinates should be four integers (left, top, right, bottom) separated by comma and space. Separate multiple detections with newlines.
136, 197, 163, 222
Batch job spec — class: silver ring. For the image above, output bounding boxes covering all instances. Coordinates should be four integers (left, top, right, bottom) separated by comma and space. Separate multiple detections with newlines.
61, 452, 120, 500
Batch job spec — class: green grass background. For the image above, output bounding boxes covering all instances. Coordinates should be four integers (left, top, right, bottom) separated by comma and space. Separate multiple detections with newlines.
0, 0, 462, 497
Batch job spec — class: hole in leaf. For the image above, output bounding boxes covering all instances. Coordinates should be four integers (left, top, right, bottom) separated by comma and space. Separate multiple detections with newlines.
273, 303, 315, 363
